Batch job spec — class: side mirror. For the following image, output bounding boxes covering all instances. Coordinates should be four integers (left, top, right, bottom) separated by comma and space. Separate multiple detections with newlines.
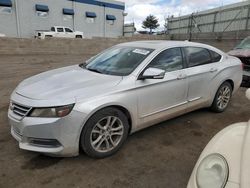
246, 89, 250, 100
138, 67, 165, 80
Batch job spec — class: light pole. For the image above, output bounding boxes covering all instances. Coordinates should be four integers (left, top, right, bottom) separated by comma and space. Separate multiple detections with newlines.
14, 0, 20, 37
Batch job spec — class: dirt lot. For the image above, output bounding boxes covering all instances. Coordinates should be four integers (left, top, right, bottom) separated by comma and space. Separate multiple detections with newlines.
0, 54, 250, 188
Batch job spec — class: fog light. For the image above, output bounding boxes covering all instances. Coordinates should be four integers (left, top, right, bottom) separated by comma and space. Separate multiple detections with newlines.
28, 138, 61, 148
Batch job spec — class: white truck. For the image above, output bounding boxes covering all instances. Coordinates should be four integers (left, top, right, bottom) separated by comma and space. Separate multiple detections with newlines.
35, 26, 84, 39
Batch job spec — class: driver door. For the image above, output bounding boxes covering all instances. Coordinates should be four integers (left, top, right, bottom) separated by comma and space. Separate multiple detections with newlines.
136, 47, 188, 125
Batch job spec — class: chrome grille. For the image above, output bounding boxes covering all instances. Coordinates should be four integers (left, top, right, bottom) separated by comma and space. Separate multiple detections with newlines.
11, 102, 32, 118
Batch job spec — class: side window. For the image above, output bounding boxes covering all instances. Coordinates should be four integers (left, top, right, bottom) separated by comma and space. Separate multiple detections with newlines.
51, 27, 55, 32
65, 28, 73, 33
210, 50, 222, 62
184, 47, 212, 67
57, 28, 64, 32
148, 48, 183, 72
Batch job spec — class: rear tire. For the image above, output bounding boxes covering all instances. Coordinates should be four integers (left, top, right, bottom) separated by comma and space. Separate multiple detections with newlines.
80, 107, 129, 158
210, 82, 232, 113
76, 35, 82, 38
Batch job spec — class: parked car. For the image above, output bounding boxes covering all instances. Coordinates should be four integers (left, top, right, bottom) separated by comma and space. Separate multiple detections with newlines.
8, 41, 242, 158
35, 26, 84, 39
187, 88, 250, 188
228, 37, 250, 83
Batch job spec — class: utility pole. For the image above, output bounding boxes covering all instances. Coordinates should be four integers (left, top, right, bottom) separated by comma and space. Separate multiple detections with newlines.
14, 0, 21, 37
103, 4, 106, 37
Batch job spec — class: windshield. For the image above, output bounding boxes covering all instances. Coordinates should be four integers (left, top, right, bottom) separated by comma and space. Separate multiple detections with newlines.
235, 37, 250, 49
84, 47, 154, 76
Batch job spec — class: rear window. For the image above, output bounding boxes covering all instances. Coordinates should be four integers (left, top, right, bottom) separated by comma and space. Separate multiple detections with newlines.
184, 47, 212, 67
210, 50, 222, 62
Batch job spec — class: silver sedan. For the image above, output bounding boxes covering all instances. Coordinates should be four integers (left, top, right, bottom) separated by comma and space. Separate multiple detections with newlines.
8, 41, 242, 158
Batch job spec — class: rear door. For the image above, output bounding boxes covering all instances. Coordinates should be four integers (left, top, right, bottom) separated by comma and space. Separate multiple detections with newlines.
183, 47, 221, 104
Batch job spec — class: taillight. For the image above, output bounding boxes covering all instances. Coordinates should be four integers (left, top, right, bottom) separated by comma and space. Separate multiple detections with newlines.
241, 63, 244, 70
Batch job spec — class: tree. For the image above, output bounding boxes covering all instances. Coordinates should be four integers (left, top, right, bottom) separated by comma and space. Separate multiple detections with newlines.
142, 15, 160, 34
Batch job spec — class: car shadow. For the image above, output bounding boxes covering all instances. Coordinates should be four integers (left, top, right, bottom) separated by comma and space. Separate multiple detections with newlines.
21, 154, 62, 170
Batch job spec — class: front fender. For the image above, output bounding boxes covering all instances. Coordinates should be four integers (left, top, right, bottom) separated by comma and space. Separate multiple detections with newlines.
73, 92, 138, 147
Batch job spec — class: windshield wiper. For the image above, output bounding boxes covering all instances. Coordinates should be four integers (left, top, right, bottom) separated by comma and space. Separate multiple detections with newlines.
86, 67, 103, 74
79, 63, 104, 74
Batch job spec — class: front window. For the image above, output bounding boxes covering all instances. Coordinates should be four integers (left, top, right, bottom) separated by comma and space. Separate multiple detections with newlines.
65, 28, 73, 33
83, 47, 154, 76
147, 48, 183, 72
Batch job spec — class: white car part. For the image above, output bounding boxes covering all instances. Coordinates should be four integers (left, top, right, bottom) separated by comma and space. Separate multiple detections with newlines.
196, 154, 229, 188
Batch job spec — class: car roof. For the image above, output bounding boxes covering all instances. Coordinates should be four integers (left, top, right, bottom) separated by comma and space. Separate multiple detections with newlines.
118, 40, 224, 53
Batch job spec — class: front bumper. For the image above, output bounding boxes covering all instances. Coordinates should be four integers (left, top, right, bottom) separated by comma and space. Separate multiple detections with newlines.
8, 100, 86, 157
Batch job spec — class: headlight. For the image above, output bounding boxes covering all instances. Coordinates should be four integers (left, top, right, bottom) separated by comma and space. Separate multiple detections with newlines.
29, 104, 74, 118
196, 154, 229, 188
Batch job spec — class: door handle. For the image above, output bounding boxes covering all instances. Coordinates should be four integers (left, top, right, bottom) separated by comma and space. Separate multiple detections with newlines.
210, 68, 218, 73
177, 74, 187, 80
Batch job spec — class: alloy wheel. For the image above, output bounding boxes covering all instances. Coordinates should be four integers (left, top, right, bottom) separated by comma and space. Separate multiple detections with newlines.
90, 116, 124, 153
217, 85, 231, 110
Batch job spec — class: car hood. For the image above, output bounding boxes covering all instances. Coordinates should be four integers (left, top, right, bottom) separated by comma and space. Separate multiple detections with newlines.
16, 65, 122, 100
228, 49, 250, 57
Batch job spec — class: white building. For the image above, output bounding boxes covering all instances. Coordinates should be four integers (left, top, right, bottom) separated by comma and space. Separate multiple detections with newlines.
0, 0, 125, 38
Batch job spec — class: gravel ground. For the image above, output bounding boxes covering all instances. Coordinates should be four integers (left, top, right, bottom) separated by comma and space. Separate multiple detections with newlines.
0, 54, 249, 188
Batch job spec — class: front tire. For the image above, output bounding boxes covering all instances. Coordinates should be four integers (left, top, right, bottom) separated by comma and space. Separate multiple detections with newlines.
76, 35, 82, 38
210, 82, 232, 113
80, 107, 129, 158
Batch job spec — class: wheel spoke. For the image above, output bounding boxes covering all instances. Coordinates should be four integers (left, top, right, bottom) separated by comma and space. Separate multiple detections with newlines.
96, 137, 105, 150
109, 137, 115, 147
111, 132, 123, 136
92, 129, 102, 134
105, 116, 112, 128
92, 135, 103, 146
110, 117, 117, 127
104, 139, 110, 149
111, 126, 123, 131
96, 123, 105, 130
